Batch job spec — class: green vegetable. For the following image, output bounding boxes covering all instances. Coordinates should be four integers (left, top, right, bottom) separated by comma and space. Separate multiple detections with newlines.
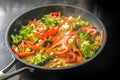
43, 38, 52, 47
73, 24, 81, 31
28, 33, 39, 43
73, 39, 79, 48
34, 54, 49, 65
44, 25, 49, 31
38, 47, 45, 55
70, 36, 79, 48
29, 53, 51, 66
41, 16, 60, 27
11, 35, 22, 45
80, 40, 100, 59
19, 24, 35, 39
79, 20, 85, 26
25, 47, 32, 52
73, 21, 90, 30
11, 24, 35, 45
77, 31, 90, 42
66, 26, 71, 31
28, 47, 51, 65
84, 21, 90, 26
77, 31, 100, 59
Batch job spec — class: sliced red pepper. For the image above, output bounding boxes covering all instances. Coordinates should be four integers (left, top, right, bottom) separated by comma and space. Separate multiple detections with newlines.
11, 45, 18, 54
15, 50, 34, 58
53, 46, 69, 57
77, 55, 83, 63
99, 30, 104, 45
24, 40, 39, 51
80, 26, 97, 38
66, 52, 77, 63
33, 25, 45, 36
41, 27, 57, 39
11, 45, 34, 58
19, 40, 25, 52
87, 24, 94, 28
51, 12, 61, 17
28, 19, 36, 25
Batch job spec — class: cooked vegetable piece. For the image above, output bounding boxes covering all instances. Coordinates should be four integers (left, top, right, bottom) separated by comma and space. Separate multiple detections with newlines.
28, 33, 39, 43
77, 31, 90, 42
11, 35, 22, 44
19, 24, 35, 39
29, 53, 51, 65
43, 38, 52, 47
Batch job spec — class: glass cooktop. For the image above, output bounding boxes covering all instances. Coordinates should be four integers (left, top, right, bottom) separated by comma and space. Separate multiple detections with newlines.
0, 0, 119, 80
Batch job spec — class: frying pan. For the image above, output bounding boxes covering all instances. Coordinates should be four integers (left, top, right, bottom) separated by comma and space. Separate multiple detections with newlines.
0, 4, 107, 79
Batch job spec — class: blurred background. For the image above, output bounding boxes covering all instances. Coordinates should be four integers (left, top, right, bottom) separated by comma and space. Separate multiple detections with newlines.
0, 0, 119, 80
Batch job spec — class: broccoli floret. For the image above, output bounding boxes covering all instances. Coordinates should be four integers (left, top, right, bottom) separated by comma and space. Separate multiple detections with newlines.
28, 47, 51, 66
77, 30, 100, 59
80, 40, 100, 59
30, 54, 51, 66
19, 24, 35, 39
77, 31, 90, 42
11, 35, 22, 45
41, 17, 60, 27
43, 38, 52, 47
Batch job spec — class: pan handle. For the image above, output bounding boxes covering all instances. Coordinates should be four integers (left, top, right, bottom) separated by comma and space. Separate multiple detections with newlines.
0, 55, 34, 80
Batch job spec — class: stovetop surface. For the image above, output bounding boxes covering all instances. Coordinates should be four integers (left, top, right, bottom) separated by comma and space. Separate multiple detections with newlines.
0, 0, 119, 80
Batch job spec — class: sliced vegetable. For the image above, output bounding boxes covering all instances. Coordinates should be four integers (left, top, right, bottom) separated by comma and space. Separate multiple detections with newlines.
28, 33, 39, 43
11, 45, 34, 58
99, 30, 104, 45
43, 38, 52, 47
24, 40, 39, 51
66, 52, 77, 63
28, 19, 36, 25
19, 24, 35, 39
84, 21, 90, 26
51, 12, 61, 17
80, 40, 99, 59
29, 53, 51, 65
11, 35, 22, 45
77, 31, 90, 42
80, 26, 97, 38
40, 27, 57, 39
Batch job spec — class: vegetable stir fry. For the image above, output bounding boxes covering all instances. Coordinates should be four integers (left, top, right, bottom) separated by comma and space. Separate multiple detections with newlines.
11, 12, 103, 68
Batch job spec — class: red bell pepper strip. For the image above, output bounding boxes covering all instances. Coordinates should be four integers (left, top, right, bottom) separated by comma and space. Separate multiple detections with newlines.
87, 24, 94, 28
33, 25, 45, 36
28, 19, 36, 25
99, 30, 104, 45
53, 46, 70, 57
40, 27, 57, 39
51, 12, 61, 17
24, 40, 39, 51
80, 26, 97, 38
77, 55, 83, 63
15, 50, 34, 58
19, 40, 25, 52
11, 45, 34, 58
66, 52, 77, 63
11, 45, 18, 55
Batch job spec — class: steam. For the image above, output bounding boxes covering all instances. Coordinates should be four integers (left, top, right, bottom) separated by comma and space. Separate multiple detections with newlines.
35, 0, 88, 9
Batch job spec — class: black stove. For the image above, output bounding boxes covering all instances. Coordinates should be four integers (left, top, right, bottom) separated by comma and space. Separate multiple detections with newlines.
0, 0, 119, 80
